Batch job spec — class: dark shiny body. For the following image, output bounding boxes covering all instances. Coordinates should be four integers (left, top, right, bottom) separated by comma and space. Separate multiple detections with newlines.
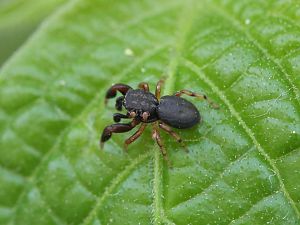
157, 96, 200, 128
124, 89, 200, 128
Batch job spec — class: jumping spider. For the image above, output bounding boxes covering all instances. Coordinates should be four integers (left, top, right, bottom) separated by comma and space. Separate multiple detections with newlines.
100, 79, 219, 162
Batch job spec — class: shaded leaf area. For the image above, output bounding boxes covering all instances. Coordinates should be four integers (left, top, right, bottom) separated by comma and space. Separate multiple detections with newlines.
0, 0, 299, 224
0, 0, 67, 66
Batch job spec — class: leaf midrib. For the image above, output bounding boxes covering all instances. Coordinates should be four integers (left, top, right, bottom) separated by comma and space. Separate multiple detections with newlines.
151, 2, 199, 225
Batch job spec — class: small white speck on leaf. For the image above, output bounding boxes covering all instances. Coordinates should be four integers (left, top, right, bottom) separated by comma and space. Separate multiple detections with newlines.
59, 80, 66, 86
141, 67, 146, 73
245, 18, 251, 25
124, 48, 134, 56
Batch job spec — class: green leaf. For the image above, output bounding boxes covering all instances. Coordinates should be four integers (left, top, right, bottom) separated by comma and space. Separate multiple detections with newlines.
0, 0, 299, 224
0, 0, 67, 66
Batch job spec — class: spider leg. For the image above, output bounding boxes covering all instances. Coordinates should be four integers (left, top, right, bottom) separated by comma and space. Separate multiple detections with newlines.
122, 112, 149, 150
113, 113, 129, 122
159, 122, 188, 152
174, 90, 219, 109
115, 96, 124, 111
138, 82, 149, 91
113, 111, 136, 122
105, 83, 132, 105
142, 111, 150, 122
155, 79, 165, 100
152, 123, 171, 166
100, 119, 140, 149
124, 123, 147, 151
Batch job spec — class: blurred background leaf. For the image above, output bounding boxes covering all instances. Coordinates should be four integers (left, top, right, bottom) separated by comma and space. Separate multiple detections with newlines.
0, 0, 67, 66
0, 0, 299, 225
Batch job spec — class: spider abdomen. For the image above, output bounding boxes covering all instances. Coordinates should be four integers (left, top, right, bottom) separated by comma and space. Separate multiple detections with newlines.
157, 95, 201, 129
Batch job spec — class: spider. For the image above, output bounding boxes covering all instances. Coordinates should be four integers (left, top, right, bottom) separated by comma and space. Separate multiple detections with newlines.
100, 79, 219, 162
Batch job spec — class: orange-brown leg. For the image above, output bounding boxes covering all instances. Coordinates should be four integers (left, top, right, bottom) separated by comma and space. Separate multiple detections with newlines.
159, 122, 188, 152
174, 89, 219, 109
124, 123, 147, 151
155, 79, 165, 100
138, 82, 149, 91
152, 123, 171, 166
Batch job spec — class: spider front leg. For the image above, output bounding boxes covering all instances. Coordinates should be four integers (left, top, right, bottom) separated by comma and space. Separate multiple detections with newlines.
105, 83, 132, 105
174, 90, 219, 109
113, 111, 136, 122
113, 113, 129, 122
100, 119, 140, 149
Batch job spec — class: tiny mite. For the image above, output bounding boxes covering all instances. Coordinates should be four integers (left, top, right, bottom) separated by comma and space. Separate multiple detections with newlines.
100, 79, 219, 163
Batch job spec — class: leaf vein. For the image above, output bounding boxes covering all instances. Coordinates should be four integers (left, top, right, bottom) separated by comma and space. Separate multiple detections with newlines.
210, 3, 300, 107
275, 147, 300, 161
81, 151, 151, 225
38, 187, 68, 225
183, 58, 300, 218
10, 41, 170, 224
170, 146, 255, 210
228, 192, 282, 225
152, 2, 199, 224
63, 155, 98, 198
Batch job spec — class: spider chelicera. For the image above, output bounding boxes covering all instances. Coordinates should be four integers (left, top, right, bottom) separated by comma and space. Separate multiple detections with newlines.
100, 79, 219, 162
